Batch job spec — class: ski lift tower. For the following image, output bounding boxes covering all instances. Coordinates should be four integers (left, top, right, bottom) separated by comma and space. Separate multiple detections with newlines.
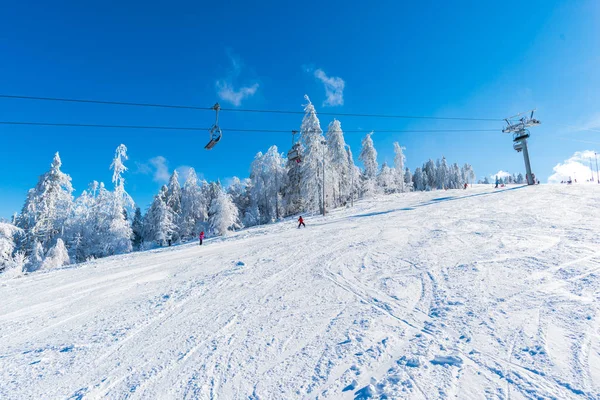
502, 110, 541, 185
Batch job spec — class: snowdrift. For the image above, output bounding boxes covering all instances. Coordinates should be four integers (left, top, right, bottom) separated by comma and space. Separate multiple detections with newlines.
1, 185, 599, 399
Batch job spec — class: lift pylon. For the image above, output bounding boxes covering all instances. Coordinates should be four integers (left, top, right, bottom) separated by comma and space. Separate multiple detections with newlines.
503, 109, 540, 185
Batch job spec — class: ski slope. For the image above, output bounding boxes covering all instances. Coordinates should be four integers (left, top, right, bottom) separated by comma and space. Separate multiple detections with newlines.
1, 185, 600, 399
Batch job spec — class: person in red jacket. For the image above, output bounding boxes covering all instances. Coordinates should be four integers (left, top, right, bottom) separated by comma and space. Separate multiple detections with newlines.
298, 216, 306, 228
199, 231, 205, 245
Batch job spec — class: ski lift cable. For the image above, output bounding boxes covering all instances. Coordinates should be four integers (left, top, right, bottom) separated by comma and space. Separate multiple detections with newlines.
0, 94, 504, 122
0, 121, 499, 133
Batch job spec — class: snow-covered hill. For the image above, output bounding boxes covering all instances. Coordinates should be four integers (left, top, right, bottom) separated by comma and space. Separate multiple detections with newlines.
1, 185, 599, 399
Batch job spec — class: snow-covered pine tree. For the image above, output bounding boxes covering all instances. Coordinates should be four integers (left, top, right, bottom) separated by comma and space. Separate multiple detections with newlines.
143, 186, 175, 246
326, 119, 350, 207
393, 143, 406, 192
107, 144, 133, 255
248, 146, 287, 224
299, 95, 327, 213
346, 145, 361, 204
359, 131, 378, 197
377, 162, 396, 194
412, 167, 425, 191
516, 173, 524, 184
40, 238, 70, 270
404, 167, 413, 191
483, 176, 491, 185
423, 159, 436, 190
0, 222, 22, 273
228, 177, 251, 224
165, 170, 182, 242
284, 143, 304, 216
131, 207, 143, 250
437, 157, 449, 189
17, 153, 74, 254
180, 168, 207, 240
208, 185, 241, 236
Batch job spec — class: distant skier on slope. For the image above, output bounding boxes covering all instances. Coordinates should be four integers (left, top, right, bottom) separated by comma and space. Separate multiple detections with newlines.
495, 176, 499, 189
298, 216, 306, 229
199, 231, 205, 245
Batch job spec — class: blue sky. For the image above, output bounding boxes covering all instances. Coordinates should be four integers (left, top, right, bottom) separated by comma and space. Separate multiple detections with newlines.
1, 0, 599, 217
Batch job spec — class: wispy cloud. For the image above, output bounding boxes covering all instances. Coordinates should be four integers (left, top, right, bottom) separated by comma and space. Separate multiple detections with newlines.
149, 156, 170, 183
215, 52, 259, 106
490, 170, 512, 180
308, 67, 345, 107
548, 150, 598, 183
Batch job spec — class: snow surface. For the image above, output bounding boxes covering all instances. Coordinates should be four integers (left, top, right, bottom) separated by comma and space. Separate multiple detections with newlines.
1, 185, 600, 399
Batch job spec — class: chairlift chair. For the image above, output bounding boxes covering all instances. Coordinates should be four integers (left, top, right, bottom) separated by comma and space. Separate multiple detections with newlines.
205, 126, 222, 150
205, 103, 222, 150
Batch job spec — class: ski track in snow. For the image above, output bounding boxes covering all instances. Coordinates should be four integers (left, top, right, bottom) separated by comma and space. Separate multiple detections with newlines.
1, 185, 600, 399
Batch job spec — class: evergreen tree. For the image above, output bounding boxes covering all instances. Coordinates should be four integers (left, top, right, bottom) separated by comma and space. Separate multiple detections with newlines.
377, 162, 395, 194
208, 186, 241, 236
404, 167, 413, 191
299, 95, 327, 213
180, 168, 207, 239
131, 207, 143, 250
423, 159, 436, 190
393, 143, 406, 192
17, 153, 74, 253
143, 186, 175, 246
107, 144, 133, 255
248, 146, 287, 224
41, 238, 70, 270
0, 222, 22, 273
359, 131, 378, 197
437, 157, 449, 189
166, 170, 182, 241
326, 119, 350, 207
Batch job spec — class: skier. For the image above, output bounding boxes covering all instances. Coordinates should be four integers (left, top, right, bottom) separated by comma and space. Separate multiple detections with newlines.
199, 231, 205, 245
495, 176, 499, 189
297, 216, 306, 229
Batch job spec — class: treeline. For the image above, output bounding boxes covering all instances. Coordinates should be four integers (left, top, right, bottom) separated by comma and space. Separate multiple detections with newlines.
0, 95, 475, 276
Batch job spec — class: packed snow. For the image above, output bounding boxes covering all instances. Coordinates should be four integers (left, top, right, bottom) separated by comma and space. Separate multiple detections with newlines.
1, 184, 599, 399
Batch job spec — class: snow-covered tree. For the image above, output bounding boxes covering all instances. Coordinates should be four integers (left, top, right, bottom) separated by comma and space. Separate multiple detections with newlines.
107, 144, 133, 255
326, 119, 351, 207
208, 186, 241, 236
228, 177, 251, 223
393, 143, 406, 192
412, 167, 425, 191
346, 145, 360, 205
248, 146, 287, 224
17, 153, 74, 253
436, 157, 449, 189
359, 132, 378, 197
423, 159, 436, 190
131, 207, 143, 250
165, 170, 182, 241
40, 238, 70, 270
299, 95, 327, 213
180, 168, 207, 239
0, 222, 22, 273
404, 167, 413, 191
143, 186, 175, 246
516, 173, 524, 184
377, 162, 396, 194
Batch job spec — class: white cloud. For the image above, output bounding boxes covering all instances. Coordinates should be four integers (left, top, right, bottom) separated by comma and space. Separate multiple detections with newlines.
215, 53, 259, 106
548, 150, 598, 183
216, 81, 258, 107
313, 68, 345, 107
149, 156, 170, 183
490, 170, 512, 180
